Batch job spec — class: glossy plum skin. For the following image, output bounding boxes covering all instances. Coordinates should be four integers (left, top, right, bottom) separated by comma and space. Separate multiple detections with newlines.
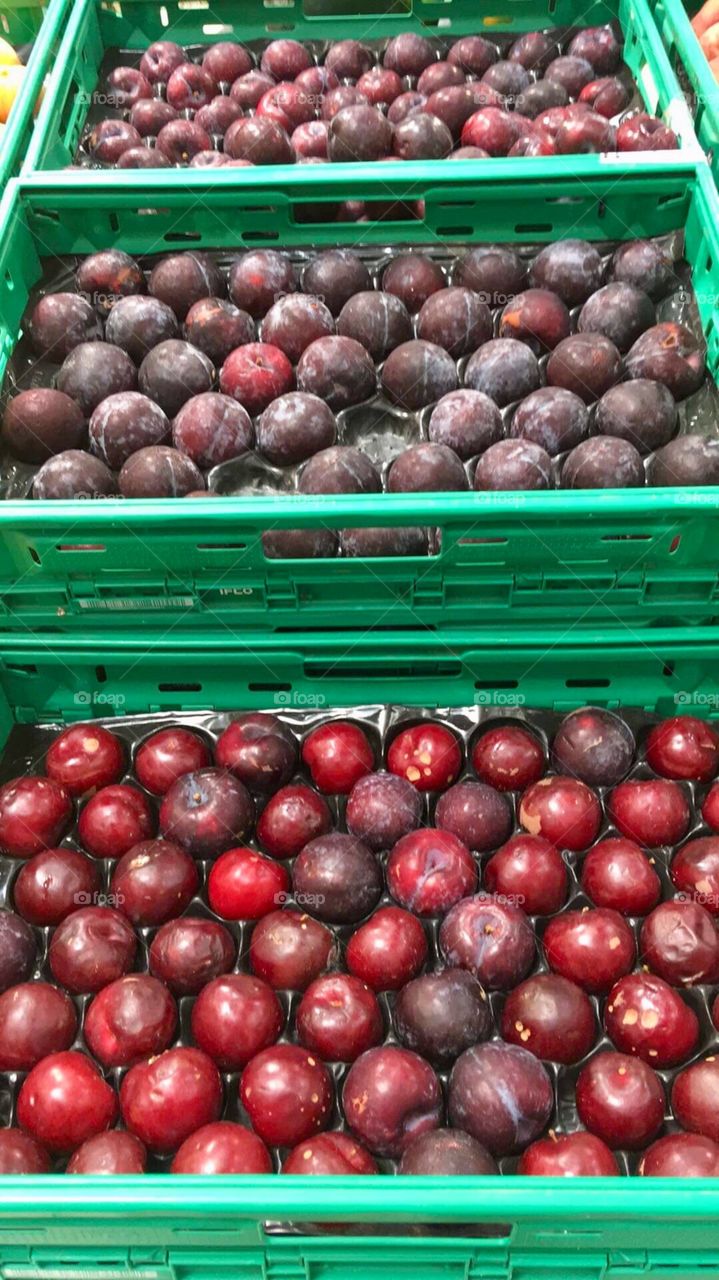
78, 785, 154, 860
387, 723, 461, 792
282, 1131, 377, 1175
346, 906, 427, 991
84, 973, 177, 1068
576, 1051, 665, 1150
519, 1131, 619, 1176
639, 1132, 719, 1177
292, 833, 382, 924
400, 1128, 498, 1175
626, 323, 705, 401
111, 838, 199, 927
45, 725, 124, 798
2, 388, 86, 465
704, 783, 719, 832
502, 972, 596, 1063
241, 1045, 333, 1147
387, 828, 477, 916
256, 784, 332, 860
49, 906, 137, 994
543, 908, 635, 994
439, 893, 536, 990
448, 1041, 553, 1156
0, 910, 36, 992
120, 1048, 223, 1153
552, 708, 635, 786
207, 846, 289, 921
249, 909, 335, 990
160, 768, 254, 858
12, 847, 100, 926
580, 838, 661, 916
394, 968, 491, 1065
608, 779, 691, 848
646, 716, 719, 782
134, 727, 211, 795
605, 971, 699, 1067
296, 973, 383, 1062
672, 1058, 719, 1142
67, 1130, 147, 1175
345, 771, 421, 852
435, 781, 512, 853
171, 1121, 271, 1175
0, 1129, 51, 1174
471, 725, 545, 792
671, 838, 719, 913
216, 714, 297, 794
343, 1045, 442, 1157
149, 917, 235, 995
639, 900, 719, 986
519, 776, 601, 851
484, 835, 568, 915
301, 722, 373, 794
191, 973, 283, 1069
0, 981, 77, 1071
17, 1052, 118, 1154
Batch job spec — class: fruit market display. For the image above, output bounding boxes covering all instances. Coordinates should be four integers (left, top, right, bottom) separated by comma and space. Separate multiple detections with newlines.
76, 26, 678, 169
2, 234, 715, 545
1, 705, 719, 1177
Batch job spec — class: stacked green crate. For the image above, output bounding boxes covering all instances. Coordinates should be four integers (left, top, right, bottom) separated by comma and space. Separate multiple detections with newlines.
0, 0, 69, 186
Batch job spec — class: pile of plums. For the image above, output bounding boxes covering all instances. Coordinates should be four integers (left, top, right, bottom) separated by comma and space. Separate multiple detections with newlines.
3, 235, 715, 545
80, 26, 679, 170
1, 703, 719, 1177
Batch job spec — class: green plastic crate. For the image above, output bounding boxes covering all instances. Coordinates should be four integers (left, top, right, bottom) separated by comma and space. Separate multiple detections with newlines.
2, 161, 719, 634
649, 0, 719, 183
0, 0, 70, 187
1, 624, 719, 1278
20, 0, 704, 175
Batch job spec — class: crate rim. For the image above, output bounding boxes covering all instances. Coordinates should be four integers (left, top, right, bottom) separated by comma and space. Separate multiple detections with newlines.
0, 0, 70, 188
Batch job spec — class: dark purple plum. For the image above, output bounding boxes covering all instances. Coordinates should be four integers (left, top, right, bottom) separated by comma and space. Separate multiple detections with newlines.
116, 147, 165, 171
155, 119, 212, 165
320, 85, 366, 121
328, 105, 393, 162
105, 296, 178, 364
530, 239, 603, 306
202, 42, 253, 84
388, 443, 468, 492
546, 333, 622, 403
510, 387, 589, 455
184, 298, 254, 365
324, 39, 373, 81
263, 529, 338, 559
447, 35, 498, 77
29, 293, 102, 361
448, 1042, 553, 1156
216, 714, 297, 794
106, 66, 152, 109
356, 67, 402, 108
159, 767, 253, 857
297, 336, 376, 410
481, 59, 531, 100
195, 96, 244, 138
56, 343, 136, 417
229, 71, 275, 112
609, 240, 674, 301
499, 288, 571, 354
89, 392, 169, 468
648, 435, 719, 486
516, 79, 568, 116
382, 255, 445, 315
464, 339, 540, 407
139, 40, 185, 84
556, 108, 617, 156
337, 292, 412, 362
381, 341, 458, 411
228, 251, 296, 319
224, 117, 293, 164
617, 112, 678, 151
76, 251, 144, 314
257, 392, 336, 466
626, 323, 705, 400
424, 84, 491, 141
2, 389, 85, 464
417, 61, 464, 94
552, 707, 635, 785
400, 1129, 498, 1175
416, 287, 492, 358
568, 25, 622, 73
394, 969, 490, 1066
474, 438, 552, 490
435, 780, 512, 851
455, 246, 527, 307
545, 54, 595, 98
293, 834, 382, 924
302, 251, 371, 317
166, 63, 216, 112
33, 451, 117, 499
291, 120, 329, 159
509, 31, 557, 72
299, 445, 381, 495
383, 32, 435, 77
579, 76, 631, 117
119, 446, 204, 498
172, 392, 253, 468
87, 119, 142, 165
387, 91, 428, 125
149, 253, 225, 322
578, 283, 655, 353
595, 380, 677, 453
260, 295, 335, 365
0, 910, 37, 992
562, 436, 645, 488
345, 771, 422, 851
339, 527, 429, 557
439, 893, 536, 990
260, 38, 312, 81
138, 340, 214, 417
392, 113, 453, 160
428, 389, 502, 460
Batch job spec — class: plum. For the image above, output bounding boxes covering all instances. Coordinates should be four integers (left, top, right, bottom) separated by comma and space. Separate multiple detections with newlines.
546, 333, 622, 403
552, 707, 635, 785
195, 96, 244, 138
230, 70, 275, 112
224, 117, 293, 164
626, 323, 705, 400
394, 969, 491, 1065
439, 893, 535, 990
337, 291, 412, 361
29, 292, 102, 360
393, 113, 453, 159
474, 438, 552, 490
448, 1042, 553, 1156
343, 1045, 442, 1157
416, 287, 492, 358
383, 32, 436, 77
105, 296, 179, 364
568, 25, 622, 74
510, 386, 589, 455
386, 441, 468, 492
172, 392, 253, 468
155, 119, 213, 164
579, 75, 631, 117
578, 283, 655, 353
455, 245, 527, 307
545, 54, 595, 98
447, 35, 498, 78
184, 298, 254, 365
293, 833, 382, 924
464, 338, 540, 407
501, 972, 596, 1063
516, 79, 568, 117
617, 113, 678, 151
382, 255, 445, 315
595, 380, 677, 453
119, 446, 203, 498
261, 38, 312, 81
328, 104, 393, 162
530, 239, 603, 306
33, 451, 117, 499
89, 392, 169, 468
56, 342, 136, 417
87, 119, 142, 165
149, 252, 224, 322
297, 335, 376, 410
428, 389, 502, 460
509, 31, 557, 72
260, 294, 335, 364
325, 39, 373, 81
648, 435, 719, 486
302, 250, 371, 317
2, 389, 85, 464
129, 98, 179, 136
400, 1129, 498, 1175
609, 240, 673, 301
562, 436, 645, 488
499, 288, 571, 354
257, 392, 336, 466
357, 67, 402, 108
76, 250, 144, 314
166, 63, 216, 111
139, 40, 185, 83
138, 340, 214, 417
202, 41, 253, 84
